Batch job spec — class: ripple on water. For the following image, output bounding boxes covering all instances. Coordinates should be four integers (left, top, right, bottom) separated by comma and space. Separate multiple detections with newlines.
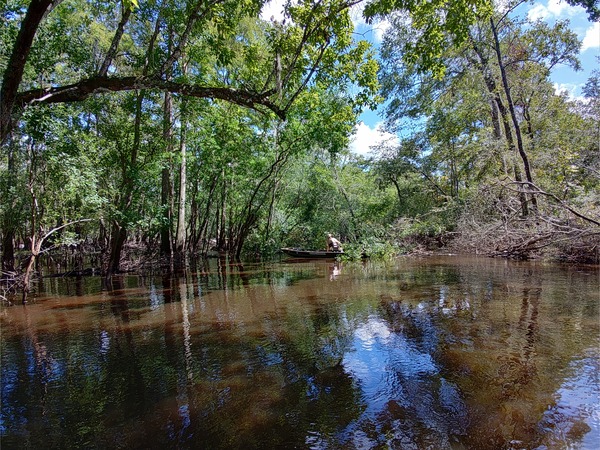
536, 350, 600, 449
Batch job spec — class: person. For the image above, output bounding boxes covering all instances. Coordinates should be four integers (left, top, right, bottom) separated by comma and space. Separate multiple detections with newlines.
326, 233, 343, 252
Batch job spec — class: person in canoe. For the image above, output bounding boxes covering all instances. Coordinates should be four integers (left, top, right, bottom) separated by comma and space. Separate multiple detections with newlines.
326, 233, 343, 252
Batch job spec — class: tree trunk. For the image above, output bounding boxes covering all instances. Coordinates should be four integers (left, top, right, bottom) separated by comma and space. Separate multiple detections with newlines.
471, 36, 529, 216
1, 228, 16, 274
21, 246, 37, 304
22, 140, 39, 303
160, 90, 174, 257
98, 4, 131, 77
160, 28, 175, 258
175, 103, 188, 254
106, 88, 143, 274
107, 221, 127, 276
490, 17, 537, 211
1, 144, 17, 273
1, 0, 59, 144
175, 59, 189, 256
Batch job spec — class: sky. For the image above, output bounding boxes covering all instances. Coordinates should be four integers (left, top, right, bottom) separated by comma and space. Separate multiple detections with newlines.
261, 0, 600, 157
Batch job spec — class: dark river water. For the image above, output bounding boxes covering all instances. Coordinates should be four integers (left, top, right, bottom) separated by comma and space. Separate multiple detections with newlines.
1, 256, 599, 449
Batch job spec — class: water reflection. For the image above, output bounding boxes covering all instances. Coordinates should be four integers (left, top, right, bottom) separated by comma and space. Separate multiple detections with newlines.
342, 315, 467, 449
1, 256, 599, 449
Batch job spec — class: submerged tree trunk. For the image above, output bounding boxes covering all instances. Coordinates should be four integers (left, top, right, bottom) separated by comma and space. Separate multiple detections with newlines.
107, 221, 127, 276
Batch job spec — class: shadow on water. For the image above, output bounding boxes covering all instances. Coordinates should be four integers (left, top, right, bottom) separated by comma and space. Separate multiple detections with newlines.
1, 256, 599, 449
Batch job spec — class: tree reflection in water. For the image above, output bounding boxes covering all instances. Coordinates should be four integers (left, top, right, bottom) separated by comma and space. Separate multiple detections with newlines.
0, 256, 598, 449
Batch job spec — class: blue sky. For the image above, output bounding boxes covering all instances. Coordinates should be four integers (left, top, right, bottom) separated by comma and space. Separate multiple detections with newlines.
261, 1, 600, 156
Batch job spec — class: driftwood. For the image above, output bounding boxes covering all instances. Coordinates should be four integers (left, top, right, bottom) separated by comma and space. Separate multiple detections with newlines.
453, 181, 599, 262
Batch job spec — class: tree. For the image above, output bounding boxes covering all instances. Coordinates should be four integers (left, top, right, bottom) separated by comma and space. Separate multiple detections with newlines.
373, 0, 599, 258
2, 0, 383, 272
364, 0, 494, 77
1, 0, 385, 144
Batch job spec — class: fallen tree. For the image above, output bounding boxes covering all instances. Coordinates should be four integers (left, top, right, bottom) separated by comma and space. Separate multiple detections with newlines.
452, 181, 600, 263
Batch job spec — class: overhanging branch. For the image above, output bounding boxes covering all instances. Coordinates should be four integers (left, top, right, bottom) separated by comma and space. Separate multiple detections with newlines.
16, 76, 286, 120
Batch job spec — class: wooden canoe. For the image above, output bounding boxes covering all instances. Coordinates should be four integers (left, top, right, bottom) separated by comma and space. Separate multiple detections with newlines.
281, 247, 343, 258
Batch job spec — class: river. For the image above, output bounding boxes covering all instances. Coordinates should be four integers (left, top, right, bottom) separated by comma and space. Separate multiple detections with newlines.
1, 255, 599, 449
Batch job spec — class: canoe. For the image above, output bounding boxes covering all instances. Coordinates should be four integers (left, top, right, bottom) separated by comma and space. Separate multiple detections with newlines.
281, 247, 343, 258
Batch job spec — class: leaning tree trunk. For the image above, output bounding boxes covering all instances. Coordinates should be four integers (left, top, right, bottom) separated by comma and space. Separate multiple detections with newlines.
470, 36, 529, 216
490, 17, 537, 212
1, 0, 59, 144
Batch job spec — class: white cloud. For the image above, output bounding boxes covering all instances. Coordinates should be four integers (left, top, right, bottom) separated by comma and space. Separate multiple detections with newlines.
350, 122, 399, 156
350, 3, 390, 43
553, 82, 587, 101
261, 1, 390, 42
546, 0, 571, 16
372, 19, 391, 42
528, 4, 551, 21
553, 82, 575, 95
260, 0, 287, 23
527, 0, 585, 21
581, 22, 600, 52
350, 3, 367, 28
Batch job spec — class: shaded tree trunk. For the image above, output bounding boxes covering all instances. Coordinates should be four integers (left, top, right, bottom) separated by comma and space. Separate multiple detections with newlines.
1, 0, 60, 144
107, 222, 127, 276
106, 91, 142, 275
106, 12, 162, 275
1, 144, 17, 273
1, 227, 16, 274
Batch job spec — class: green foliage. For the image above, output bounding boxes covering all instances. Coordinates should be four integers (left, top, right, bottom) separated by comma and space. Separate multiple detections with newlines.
2, 0, 596, 271
342, 237, 398, 261
364, 0, 493, 77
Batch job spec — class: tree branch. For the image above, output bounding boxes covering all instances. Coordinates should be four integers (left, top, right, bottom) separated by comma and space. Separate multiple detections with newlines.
98, 2, 132, 77
40, 219, 93, 246
16, 76, 286, 119
510, 181, 600, 227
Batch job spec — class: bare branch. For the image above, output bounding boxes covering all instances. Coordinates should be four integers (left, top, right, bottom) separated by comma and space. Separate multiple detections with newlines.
40, 219, 93, 246
510, 181, 600, 227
